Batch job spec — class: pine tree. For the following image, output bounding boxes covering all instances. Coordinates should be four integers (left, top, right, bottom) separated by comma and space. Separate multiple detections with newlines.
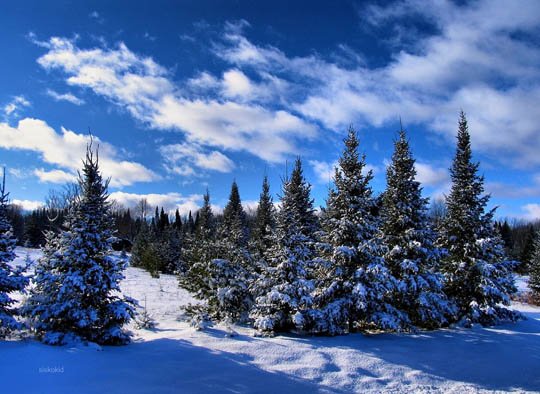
250, 158, 317, 335
180, 191, 218, 301
380, 129, 455, 329
308, 128, 401, 335
219, 181, 249, 248
217, 182, 253, 321
252, 176, 276, 260
23, 144, 135, 345
519, 225, 536, 273
131, 221, 151, 268
173, 209, 182, 232
0, 169, 28, 337
529, 231, 540, 302
185, 211, 195, 235
158, 207, 169, 232
182, 184, 253, 323
437, 112, 517, 325
160, 227, 183, 274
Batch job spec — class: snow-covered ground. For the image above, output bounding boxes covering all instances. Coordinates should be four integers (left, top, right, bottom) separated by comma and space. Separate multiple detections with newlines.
2, 248, 539, 393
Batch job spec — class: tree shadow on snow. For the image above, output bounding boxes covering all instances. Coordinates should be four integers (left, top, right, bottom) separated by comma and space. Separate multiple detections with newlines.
1, 336, 344, 394
291, 307, 540, 392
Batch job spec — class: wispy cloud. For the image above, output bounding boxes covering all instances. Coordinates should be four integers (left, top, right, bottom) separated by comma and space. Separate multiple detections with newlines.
414, 163, 449, 188
160, 142, 235, 176
89, 11, 104, 24
0, 118, 158, 187
309, 159, 379, 185
520, 203, 540, 221
4, 96, 30, 117
213, 1, 540, 168
32, 1, 540, 175
45, 89, 85, 105
35, 37, 317, 165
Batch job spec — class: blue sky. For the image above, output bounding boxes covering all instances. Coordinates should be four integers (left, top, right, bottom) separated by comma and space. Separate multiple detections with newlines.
1, 0, 539, 220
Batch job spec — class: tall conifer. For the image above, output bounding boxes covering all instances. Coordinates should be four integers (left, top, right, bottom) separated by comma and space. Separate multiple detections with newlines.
23, 144, 135, 345
380, 129, 455, 329
437, 112, 517, 324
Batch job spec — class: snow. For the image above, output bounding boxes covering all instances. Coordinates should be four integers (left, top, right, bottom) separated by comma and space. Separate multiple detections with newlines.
515, 275, 530, 295
2, 247, 540, 393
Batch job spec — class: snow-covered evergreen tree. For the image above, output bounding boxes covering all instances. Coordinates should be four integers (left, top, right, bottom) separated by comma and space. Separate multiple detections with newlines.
219, 181, 249, 248
308, 128, 401, 335
23, 144, 135, 345
380, 129, 456, 329
160, 227, 183, 274
0, 169, 28, 337
251, 175, 276, 260
250, 158, 317, 335
131, 221, 152, 267
179, 191, 221, 316
211, 182, 252, 322
528, 231, 540, 302
437, 112, 517, 325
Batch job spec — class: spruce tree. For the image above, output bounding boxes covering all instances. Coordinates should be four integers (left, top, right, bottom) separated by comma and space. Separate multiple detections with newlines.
180, 191, 219, 308
23, 144, 135, 345
308, 128, 401, 335
0, 169, 28, 337
219, 181, 249, 248
437, 112, 517, 325
213, 181, 252, 322
519, 226, 536, 273
173, 209, 182, 232
185, 211, 195, 235
380, 129, 455, 329
250, 158, 317, 335
529, 231, 540, 302
252, 175, 276, 260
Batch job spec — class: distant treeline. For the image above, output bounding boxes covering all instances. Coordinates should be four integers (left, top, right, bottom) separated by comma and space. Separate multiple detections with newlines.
7, 190, 539, 273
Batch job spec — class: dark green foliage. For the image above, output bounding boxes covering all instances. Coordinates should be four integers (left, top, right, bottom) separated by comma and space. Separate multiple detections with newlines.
219, 181, 248, 248
529, 231, 540, 300
379, 129, 455, 329
437, 112, 517, 325
251, 176, 276, 260
250, 158, 318, 335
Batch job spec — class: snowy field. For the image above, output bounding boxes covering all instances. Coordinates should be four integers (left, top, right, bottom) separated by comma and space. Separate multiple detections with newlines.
2, 248, 540, 394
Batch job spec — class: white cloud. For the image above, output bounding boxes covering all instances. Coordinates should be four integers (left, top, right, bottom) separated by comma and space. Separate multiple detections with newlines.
309, 160, 338, 184
521, 203, 540, 221
45, 89, 85, 105
486, 174, 540, 199
242, 199, 259, 213
11, 199, 44, 211
36, 37, 317, 163
414, 162, 449, 187
222, 69, 253, 98
4, 96, 30, 117
0, 118, 158, 187
213, 3, 540, 169
8, 168, 31, 179
160, 142, 235, 175
34, 168, 77, 184
109, 191, 202, 216
310, 159, 379, 184
33, 3, 540, 171
88, 11, 104, 24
